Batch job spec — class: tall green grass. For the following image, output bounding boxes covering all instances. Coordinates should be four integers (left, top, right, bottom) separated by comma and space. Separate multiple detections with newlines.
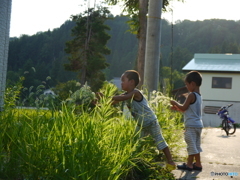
0, 83, 182, 179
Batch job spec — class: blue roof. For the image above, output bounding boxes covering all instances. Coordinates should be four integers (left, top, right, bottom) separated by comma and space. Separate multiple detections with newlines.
182, 54, 240, 72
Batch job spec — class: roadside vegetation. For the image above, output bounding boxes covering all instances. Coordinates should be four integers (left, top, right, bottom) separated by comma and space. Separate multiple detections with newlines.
0, 81, 184, 179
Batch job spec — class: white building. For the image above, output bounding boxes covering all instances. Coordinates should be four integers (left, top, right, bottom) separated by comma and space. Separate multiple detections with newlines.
183, 53, 240, 127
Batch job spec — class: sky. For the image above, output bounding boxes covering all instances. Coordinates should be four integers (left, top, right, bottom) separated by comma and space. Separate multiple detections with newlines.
10, 0, 240, 38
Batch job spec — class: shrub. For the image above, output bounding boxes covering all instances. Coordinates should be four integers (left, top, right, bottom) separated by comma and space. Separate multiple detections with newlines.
4, 76, 24, 109
52, 80, 81, 101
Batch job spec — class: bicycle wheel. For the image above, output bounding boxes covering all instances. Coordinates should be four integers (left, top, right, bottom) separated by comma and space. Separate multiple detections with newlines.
228, 123, 236, 135
222, 120, 229, 136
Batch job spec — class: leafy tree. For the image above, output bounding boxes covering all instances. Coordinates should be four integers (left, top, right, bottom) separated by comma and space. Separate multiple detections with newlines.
160, 66, 185, 94
8, 20, 76, 90
209, 41, 240, 54
168, 47, 193, 71
64, 7, 111, 91
104, 0, 184, 88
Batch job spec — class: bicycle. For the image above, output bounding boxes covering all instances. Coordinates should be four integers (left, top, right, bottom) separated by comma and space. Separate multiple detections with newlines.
217, 104, 236, 136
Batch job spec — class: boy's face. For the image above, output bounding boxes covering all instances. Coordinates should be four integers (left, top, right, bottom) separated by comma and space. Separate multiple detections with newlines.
121, 74, 132, 91
185, 80, 195, 92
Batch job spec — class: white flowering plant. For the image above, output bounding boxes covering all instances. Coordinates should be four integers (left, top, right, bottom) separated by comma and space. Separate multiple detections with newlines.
67, 83, 96, 107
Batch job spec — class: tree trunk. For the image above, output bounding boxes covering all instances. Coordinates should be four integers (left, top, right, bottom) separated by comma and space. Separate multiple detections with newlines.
81, 6, 92, 86
0, 0, 12, 111
143, 0, 162, 92
137, 0, 148, 88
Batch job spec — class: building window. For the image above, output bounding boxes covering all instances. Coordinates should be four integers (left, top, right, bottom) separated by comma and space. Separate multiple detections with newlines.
212, 77, 232, 89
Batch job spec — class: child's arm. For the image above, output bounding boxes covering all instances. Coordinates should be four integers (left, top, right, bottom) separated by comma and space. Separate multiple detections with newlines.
170, 105, 184, 112
112, 90, 141, 104
170, 93, 195, 112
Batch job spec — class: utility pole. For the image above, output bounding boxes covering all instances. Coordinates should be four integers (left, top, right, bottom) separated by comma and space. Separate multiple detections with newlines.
143, 0, 162, 92
0, 0, 12, 111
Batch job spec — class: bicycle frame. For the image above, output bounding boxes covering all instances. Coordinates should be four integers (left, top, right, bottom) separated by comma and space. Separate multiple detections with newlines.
217, 108, 235, 124
217, 104, 236, 136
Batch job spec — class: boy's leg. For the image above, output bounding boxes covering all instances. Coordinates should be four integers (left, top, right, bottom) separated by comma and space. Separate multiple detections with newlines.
149, 121, 175, 166
187, 155, 194, 168
162, 146, 175, 166
187, 153, 202, 169
194, 128, 202, 168
194, 128, 202, 167
194, 153, 202, 167
184, 128, 199, 169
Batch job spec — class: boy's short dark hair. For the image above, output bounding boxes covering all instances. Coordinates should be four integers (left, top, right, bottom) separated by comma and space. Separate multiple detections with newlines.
185, 71, 202, 86
124, 70, 140, 86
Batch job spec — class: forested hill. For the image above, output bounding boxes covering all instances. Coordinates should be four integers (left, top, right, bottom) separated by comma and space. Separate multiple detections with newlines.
8, 16, 138, 88
7, 17, 240, 89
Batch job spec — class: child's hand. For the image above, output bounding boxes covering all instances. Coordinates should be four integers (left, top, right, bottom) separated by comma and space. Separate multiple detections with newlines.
170, 100, 176, 106
170, 105, 178, 111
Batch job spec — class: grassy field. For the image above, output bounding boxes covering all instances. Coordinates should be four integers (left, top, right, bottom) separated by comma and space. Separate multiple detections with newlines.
0, 83, 184, 179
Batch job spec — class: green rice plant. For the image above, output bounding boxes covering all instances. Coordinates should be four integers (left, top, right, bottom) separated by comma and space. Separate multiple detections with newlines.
0, 82, 180, 179
0, 85, 140, 179
0, 108, 54, 179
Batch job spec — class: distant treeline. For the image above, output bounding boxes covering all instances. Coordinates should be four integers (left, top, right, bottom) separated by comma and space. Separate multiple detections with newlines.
7, 16, 240, 89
